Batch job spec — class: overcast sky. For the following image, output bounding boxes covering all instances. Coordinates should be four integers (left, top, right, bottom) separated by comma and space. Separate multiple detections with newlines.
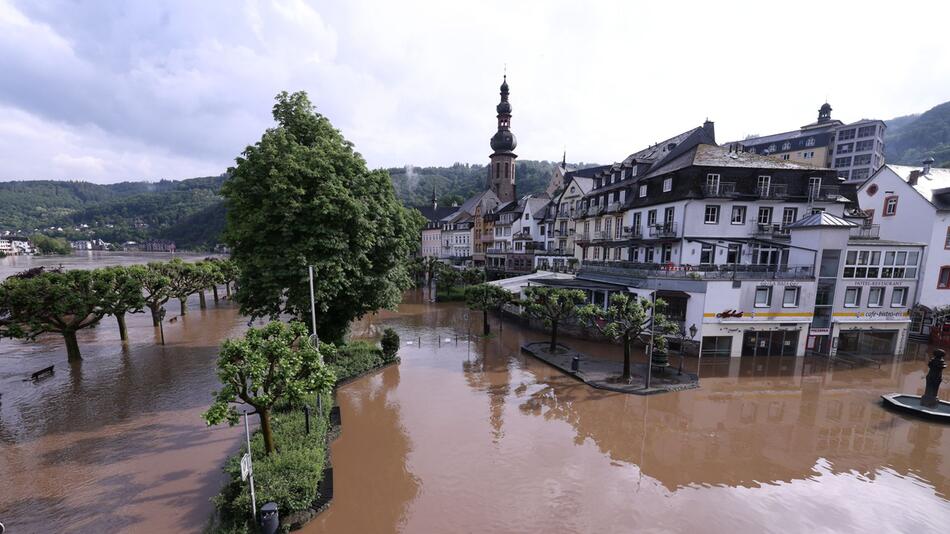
2, 0, 949, 183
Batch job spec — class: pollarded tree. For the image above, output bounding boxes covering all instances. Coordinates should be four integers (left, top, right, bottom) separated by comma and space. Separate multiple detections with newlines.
202, 258, 227, 303
163, 258, 205, 316
97, 266, 146, 343
521, 286, 587, 352
578, 293, 677, 381
218, 258, 239, 299
132, 263, 172, 327
194, 260, 222, 309
464, 283, 514, 335
222, 91, 423, 343
203, 321, 335, 455
0, 268, 111, 362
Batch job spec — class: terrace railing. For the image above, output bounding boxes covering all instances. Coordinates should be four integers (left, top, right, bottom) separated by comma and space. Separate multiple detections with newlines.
581, 261, 814, 280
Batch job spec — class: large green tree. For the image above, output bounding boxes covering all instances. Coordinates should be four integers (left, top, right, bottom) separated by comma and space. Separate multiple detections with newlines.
222, 91, 423, 343
0, 268, 111, 362
522, 286, 587, 352
578, 293, 676, 381
203, 321, 335, 455
464, 283, 514, 335
97, 266, 146, 342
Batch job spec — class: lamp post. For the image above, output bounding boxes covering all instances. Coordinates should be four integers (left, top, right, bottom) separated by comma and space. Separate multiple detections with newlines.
646, 288, 657, 390
678, 323, 697, 375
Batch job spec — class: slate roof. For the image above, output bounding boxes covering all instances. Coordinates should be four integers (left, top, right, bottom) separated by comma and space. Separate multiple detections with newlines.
417, 205, 457, 223
645, 143, 827, 177
784, 211, 857, 229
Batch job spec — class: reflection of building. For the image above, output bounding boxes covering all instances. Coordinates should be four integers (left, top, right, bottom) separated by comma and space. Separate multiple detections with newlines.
737, 103, 886, 184
142, 239, 176, 252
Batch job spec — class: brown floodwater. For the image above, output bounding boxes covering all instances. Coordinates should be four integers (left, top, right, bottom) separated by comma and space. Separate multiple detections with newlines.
1, 288, 948, 533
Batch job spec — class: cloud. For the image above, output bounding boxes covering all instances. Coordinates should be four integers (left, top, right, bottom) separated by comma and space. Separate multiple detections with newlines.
1, 0, 949, 182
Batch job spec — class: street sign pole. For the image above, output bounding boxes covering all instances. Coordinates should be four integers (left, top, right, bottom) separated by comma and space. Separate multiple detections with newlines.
244, 413, 257, 523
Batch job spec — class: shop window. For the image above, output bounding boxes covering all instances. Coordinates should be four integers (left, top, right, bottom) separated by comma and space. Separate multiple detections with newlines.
754, 286, 772, 307
844, 287, 861, 307
891, 287, 908, 307
783, 287, 800, 307
701, 336, 733, 357
700, 244, 714, 264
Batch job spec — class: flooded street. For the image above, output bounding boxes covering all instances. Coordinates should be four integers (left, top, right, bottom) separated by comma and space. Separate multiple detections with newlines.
307, 293, 949, 534
1, 288, 948, 533
0, 293, 249, 533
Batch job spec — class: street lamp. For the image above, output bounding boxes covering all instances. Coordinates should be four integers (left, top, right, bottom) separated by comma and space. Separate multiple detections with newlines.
678, 323, 698, 375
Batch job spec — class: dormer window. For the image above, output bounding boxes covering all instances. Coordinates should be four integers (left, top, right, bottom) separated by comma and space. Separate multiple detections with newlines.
639, 185, 647, 198
781, 142, 791, 150
806, 137, 816, 147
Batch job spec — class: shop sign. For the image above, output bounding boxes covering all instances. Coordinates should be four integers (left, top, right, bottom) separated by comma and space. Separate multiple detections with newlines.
853, 280, 910, 287
839, 310, 910, 320
716, 309, 744, 318
809, 327, 830, 335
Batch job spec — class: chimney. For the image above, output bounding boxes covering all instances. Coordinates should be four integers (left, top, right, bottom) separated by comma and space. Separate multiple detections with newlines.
703, 119, 716, 143
908, 170, 921, 186
923, 156, 935, 175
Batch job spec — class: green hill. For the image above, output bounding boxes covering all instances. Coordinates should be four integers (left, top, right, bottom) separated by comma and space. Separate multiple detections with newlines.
885, 101, 950, 168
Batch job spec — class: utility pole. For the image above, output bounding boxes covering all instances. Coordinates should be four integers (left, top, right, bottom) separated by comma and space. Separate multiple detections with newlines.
645, 288, 656, 390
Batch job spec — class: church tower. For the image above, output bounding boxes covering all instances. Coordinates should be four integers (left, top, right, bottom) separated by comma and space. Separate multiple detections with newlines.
488, 75, 517, 203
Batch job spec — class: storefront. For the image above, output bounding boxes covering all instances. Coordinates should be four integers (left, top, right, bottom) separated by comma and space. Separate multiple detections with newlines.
701, 321, 809, 358
741, 329, 799, 356
836, 329, 898, 356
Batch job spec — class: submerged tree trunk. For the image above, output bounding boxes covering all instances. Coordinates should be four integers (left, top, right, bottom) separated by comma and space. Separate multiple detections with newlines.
483, 309, 490, 335
622, 333, 631, 380
259, 408, 275, 455
116, 313, 128, 342
63, 330, 82, 363
179, 298, 187, 315
148, 303, 162, 326
212, 286, 219, 303
225, 282, 232, 298
550, 320, 559, 352
199, 291, 207, 309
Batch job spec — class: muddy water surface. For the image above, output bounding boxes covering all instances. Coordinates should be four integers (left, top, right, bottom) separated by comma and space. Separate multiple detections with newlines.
307, 294, 949, 534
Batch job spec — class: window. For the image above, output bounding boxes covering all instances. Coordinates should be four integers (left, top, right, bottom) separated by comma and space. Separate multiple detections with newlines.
731, 206, 746, 224
837, 143, 854, 154
783, 287, 800, 307
868, 287, 885, 307
782, 154, 790, 160
700, 244, 714, 264
808, 177, 821, 199
645, 247, 655, 263
891, 287, 908, 307
661, 244, 672, 263
844, 287, 861, 307
664, 207, 674, 225
781, 142, 791, 151
853, 154, 872, 166
604, 219, 612, 238
855, 140, 874, 152
615, 216, 622, 238
754, 286, 772, 307
858, 125, 877, 137
726, 244, 741, 264
639, 185, 647, 198
647, 209, 657, 226
757, 176, 770, 196
704, 205, 720, 224
838, 129, 856, 140
757, 207, 772, 225
883, 196, 898, 216
663, 177, 672, 192
944, 228, 950, 249
835, 157, 852, 168
768, 144, 777, 152
782, 207, 798, 226
852, 168, 870, 182
803, 151, 815, 159
939, 267, 950, 289
706, 173, 720, 194
805, 137, 815, 147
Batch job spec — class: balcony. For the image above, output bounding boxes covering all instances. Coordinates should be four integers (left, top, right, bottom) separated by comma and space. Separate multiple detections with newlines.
606, 201, 624, 213
849, 224, 880, 239
648, 222, 678, 238
757, 184, 788, 199
622, 226, 643, 239
808, 185, 840, 202
581, 261, 815, 280
592, 230, 609, 241
486, 246, 508, 254
703, 182, 736, 197
589, 204, 605, 216
754, 223, 790, 238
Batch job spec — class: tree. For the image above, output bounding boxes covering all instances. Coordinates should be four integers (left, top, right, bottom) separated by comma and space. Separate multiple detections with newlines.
163, 258, 204, 315
464, 283, 514, 335
30, 234, 72, 255
0, 268, 111, 362
521, 286, 587, 352
222, 91, 423, 343
203, 321, 335, 455
132, 263, 172, 327
381, 327, 400, 362
97, 266, 146, 342
194, 260, 222, 309
578, 293, 676, 381
202, 258, 227, 303
218, 258, 239, 298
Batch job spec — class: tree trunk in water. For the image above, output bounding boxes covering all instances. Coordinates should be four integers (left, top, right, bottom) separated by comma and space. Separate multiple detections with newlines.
149, 304, 161, 326
199, 291, 206, 309
225, 282, 232, 298
259, 408, 275, 455
116, 313, 128, 342
212, 286, 219, 303
483, 310, 490, 335
622, 334, 631, 380
179, 298, 187, 315
63, 330, 82, 363
550, 321, 559, 352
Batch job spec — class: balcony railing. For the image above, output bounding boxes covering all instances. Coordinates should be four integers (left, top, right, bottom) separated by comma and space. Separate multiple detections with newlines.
592, 230, 609, 241
486, 246, 508, 254
581, 261, 815, 280
849, 224, 880, 239
622, 227, 643, 239
606, 201, 623, 213
809, 185, 840, 202
648, 222, 678, 238
575, 232, 591, 243
757, 184, 788, 199
754, 223, 790, 238
703, 182, 736, 197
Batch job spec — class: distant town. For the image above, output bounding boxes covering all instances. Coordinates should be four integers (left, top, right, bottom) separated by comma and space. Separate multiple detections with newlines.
418, 76, 950, 360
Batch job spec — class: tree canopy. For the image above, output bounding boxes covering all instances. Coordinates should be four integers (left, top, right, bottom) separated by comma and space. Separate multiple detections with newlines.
97, 266, 146, 342
522, 286, 587, 352
465, 283, 514, 335
222, 90, 424, 342
203, 321, 335, 455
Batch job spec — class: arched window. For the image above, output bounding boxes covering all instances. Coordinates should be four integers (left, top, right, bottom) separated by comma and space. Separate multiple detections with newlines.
806, 137, 816, 147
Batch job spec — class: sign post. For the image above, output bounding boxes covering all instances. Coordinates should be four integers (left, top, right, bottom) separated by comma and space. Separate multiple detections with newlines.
244, 412, 257, 523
